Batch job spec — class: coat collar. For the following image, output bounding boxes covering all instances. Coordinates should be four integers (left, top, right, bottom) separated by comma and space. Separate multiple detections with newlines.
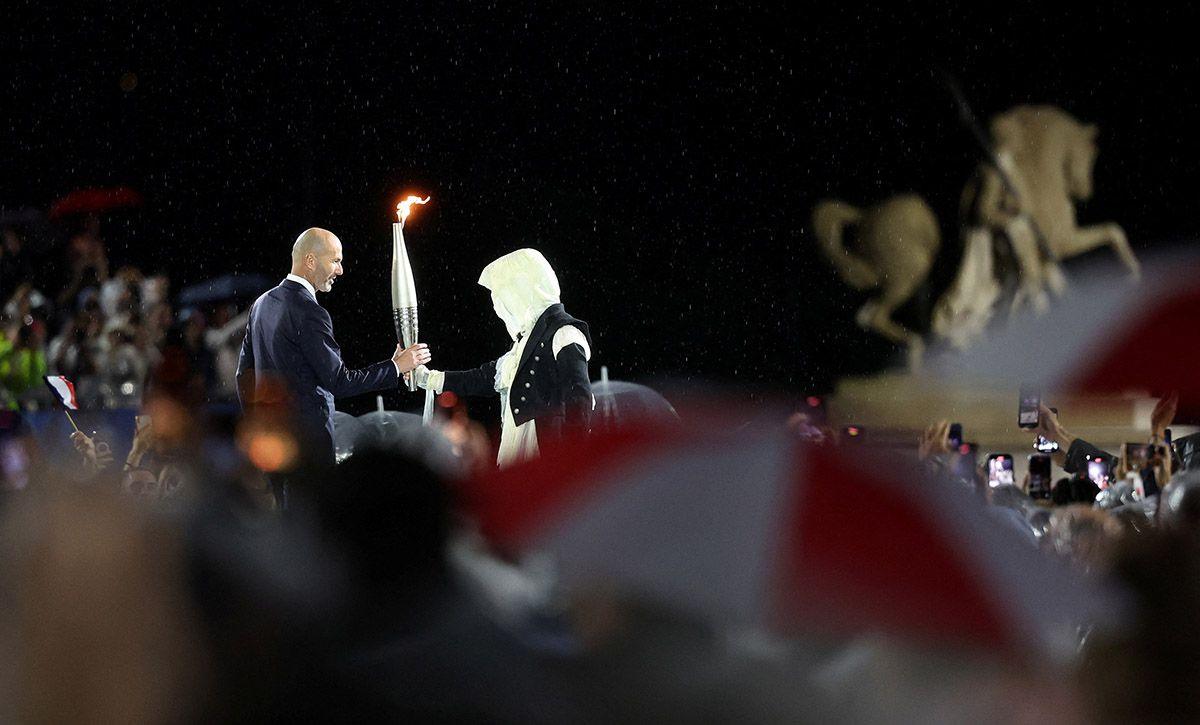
284, 274, 317, 301
516, 303, 563, 371
281, 278, 319, 304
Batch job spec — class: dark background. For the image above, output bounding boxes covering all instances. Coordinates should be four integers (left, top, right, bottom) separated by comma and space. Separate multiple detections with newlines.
4, 3, 1198, 417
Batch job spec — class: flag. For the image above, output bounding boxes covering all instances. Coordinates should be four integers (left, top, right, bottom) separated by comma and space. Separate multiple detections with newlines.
44, 375, 79, 410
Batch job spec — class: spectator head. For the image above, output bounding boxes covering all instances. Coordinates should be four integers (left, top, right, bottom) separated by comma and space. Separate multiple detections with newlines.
173, 308, 205, 349
123, 468, 161, 499
1046, 505, 1123, 571
315, 446, 452, 590
140, 275, 169, 311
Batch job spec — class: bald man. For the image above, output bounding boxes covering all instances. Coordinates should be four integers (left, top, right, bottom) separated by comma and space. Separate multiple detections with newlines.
237, 228, 430, 504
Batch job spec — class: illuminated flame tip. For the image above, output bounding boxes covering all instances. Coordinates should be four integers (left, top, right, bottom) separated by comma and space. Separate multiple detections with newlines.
397, 194, 431, 223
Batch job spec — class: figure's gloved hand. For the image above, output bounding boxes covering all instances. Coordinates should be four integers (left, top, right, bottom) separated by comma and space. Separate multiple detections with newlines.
411, 365, 444, 393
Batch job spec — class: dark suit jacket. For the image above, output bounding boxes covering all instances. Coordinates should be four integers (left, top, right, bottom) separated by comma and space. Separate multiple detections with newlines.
236, 279, 398, 461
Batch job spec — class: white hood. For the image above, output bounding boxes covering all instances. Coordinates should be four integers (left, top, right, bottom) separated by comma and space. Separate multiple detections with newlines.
477, 249, 561, 341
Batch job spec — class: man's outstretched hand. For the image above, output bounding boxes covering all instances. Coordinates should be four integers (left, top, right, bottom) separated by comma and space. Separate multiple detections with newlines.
393, 343, 432, 374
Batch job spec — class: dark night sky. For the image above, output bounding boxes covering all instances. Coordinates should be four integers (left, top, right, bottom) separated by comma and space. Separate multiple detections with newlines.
4, 3, 1200, 416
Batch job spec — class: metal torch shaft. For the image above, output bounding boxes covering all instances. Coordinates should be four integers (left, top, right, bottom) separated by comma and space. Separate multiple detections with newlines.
392, 307, 419, 391
392, 222, 420, 392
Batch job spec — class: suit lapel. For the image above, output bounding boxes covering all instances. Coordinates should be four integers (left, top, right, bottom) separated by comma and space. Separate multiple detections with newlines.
517, 304, 560, 371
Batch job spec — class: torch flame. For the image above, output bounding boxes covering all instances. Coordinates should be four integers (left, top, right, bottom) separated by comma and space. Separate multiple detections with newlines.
397, 195, 431, 224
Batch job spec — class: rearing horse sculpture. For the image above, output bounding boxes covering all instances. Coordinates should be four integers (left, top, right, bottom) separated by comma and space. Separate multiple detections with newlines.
933, 106, 1139, 348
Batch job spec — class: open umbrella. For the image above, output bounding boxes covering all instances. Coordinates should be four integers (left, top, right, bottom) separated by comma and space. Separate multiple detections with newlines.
334, 409, 462, 476
49, 187, 144, 218
331, 411, 366, 463
590, 380, 679, 430
178, 274, 272, 306
462, 412, 1113, 660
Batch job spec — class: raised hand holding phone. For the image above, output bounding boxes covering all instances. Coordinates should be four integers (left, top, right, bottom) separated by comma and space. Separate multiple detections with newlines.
1151, 392, 1178, 441
918, 419, 953, 460
1033, 403, 1075, 458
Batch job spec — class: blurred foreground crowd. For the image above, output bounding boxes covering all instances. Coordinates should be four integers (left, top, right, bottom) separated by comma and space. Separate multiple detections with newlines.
0, 379, 1198, 722
0, 216, 247, 410
788, 391, 1200, 722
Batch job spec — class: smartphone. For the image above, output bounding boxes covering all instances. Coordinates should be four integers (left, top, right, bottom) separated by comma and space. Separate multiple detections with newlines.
1124, 442, 1150, 466
1018, 387, 1040, 429
1028, 453, 1052, 499
948, 423, 963, 449
951, 442, 978, 480
1033, 436, 1059, 453
1033, 407, 1059, 452
986, 453, 1015, 487
1087, 456, 1112, 489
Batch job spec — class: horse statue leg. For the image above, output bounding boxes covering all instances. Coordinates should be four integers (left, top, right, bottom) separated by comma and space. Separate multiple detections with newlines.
1055, 222, 1141, 281
855, 278, 927, 371
1043, 262, 1068, 297
1006, 215, 1051, 317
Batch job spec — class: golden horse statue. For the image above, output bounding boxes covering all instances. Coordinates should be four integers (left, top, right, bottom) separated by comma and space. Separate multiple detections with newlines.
816, 105, 1140, 362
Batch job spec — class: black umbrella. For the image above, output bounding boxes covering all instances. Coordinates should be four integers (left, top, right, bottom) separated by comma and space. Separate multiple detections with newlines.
333, 410, 462, 476
178, 274, 272, 306
331, 411, 366, 464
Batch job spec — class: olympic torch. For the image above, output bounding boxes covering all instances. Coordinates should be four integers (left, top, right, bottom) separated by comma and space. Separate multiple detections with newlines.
392, 195, 429, 392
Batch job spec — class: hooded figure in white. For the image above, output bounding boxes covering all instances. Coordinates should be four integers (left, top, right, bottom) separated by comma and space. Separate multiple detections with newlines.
415, 249, 593, 467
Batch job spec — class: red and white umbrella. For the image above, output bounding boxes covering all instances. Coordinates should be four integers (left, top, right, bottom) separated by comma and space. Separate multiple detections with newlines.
930, 251, 1200, 418
462, 413, 1109, 659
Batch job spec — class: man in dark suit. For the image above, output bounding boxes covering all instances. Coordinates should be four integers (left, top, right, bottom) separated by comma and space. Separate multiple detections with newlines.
236, 228, 430, 507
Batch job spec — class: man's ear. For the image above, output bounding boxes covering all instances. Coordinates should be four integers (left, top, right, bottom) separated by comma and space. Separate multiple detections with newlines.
305, 253, 316, 270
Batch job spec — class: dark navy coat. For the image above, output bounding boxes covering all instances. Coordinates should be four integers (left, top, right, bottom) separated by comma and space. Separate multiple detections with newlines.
236, 279, 398, 462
